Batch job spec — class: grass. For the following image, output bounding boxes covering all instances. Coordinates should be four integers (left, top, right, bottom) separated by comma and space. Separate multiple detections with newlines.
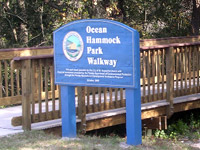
0, 130, 197, 150
0, 109, 199, 150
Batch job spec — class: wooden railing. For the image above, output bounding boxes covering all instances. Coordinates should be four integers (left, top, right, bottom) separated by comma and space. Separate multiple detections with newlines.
140, 35, 200, 46
173, 43, 200, 97
11, 55, 60, 129
1, 36, 200, 132
1, 36, 200, 107
11, 55, 126, 130
9, 41, 200, 131
0, 47, 53, 106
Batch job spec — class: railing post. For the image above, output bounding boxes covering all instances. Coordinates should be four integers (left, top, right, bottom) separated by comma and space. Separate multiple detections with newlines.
166, 46, 174, 118
77, 86, 86, 134
21, 59, 31, 130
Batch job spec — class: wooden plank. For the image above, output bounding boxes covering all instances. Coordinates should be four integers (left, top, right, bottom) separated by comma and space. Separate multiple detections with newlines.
33, 60, 39, 117
140, 36, 200, 47
175, 48, 180, 97
180, 47, 184, 96
161, 49, 165, 99
12, 110, 60, 126
10, 64, 14, 96
96, 87, 100, 111
155, 50, 158, 100
44, 59, 49, 120
21, 59, 31, 130
152, 50, 156, 101
37, 60, 42, 121
4, 60, 8, 97
0, 95, 22, 106
142, 51, 147, 103
115, 88, 119, 108
92, 87, 96, 112
103, 88, 107, 110
86, 87, 91, 113
98, 87, 103, 111
141, 106, 167, 119
0, 47, 53, 60
58, 85, 61, 118
120, 88, 124, 107
31, 60, 36, 123
157, 50, 160, 100
50, 65, 56, 119
0, 80, 58, 106
77, 87, 86, 133
188, 46, 192, 93
140, 52, 143, 102
16, 69, 20, 95
184, 46, 188, 94
109, 87, 113, 108
140, 52, 144, 102
78, 87, 82, 119
173, 99, 200, 113
41, 61, 44, 93
192, 46, 196, 93
166, 47, 174, 117
147, 50, 151, 102
86, 114, 126, 131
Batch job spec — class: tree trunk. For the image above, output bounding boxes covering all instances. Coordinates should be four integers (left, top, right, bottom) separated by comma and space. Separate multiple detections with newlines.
18, 0, 28, 47
191, 0, 200, 35
118, 0, 127, 22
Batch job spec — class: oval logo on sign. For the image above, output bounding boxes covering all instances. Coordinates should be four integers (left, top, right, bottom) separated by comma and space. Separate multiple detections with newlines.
63, 31, 84, 61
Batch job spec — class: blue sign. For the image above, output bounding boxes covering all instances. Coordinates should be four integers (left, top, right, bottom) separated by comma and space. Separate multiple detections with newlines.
54, 19, 140, 88
54, 19, 141, 146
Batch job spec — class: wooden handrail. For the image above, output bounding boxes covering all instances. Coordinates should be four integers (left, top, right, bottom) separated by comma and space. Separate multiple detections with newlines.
0, 46, 53, 52
13, 54, 53, 61
140, 35, 200, 42
140, 42, 200, 50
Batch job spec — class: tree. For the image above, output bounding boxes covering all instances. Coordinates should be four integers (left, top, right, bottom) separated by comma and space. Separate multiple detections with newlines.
191, 0, 200, 35
0, 0, 199, 49
18, 0, 28, 46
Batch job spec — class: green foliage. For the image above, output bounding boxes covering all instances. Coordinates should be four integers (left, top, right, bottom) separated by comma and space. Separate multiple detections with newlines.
0, 0, 198, 48
189, 113, 200, 130
167, 120, 189, 136
0, 105, 5, 109
153, 113, 200, 141
154, 129, 168, 139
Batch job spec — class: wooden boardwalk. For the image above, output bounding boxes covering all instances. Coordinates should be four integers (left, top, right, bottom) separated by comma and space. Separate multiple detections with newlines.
1, 36, 200, 133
